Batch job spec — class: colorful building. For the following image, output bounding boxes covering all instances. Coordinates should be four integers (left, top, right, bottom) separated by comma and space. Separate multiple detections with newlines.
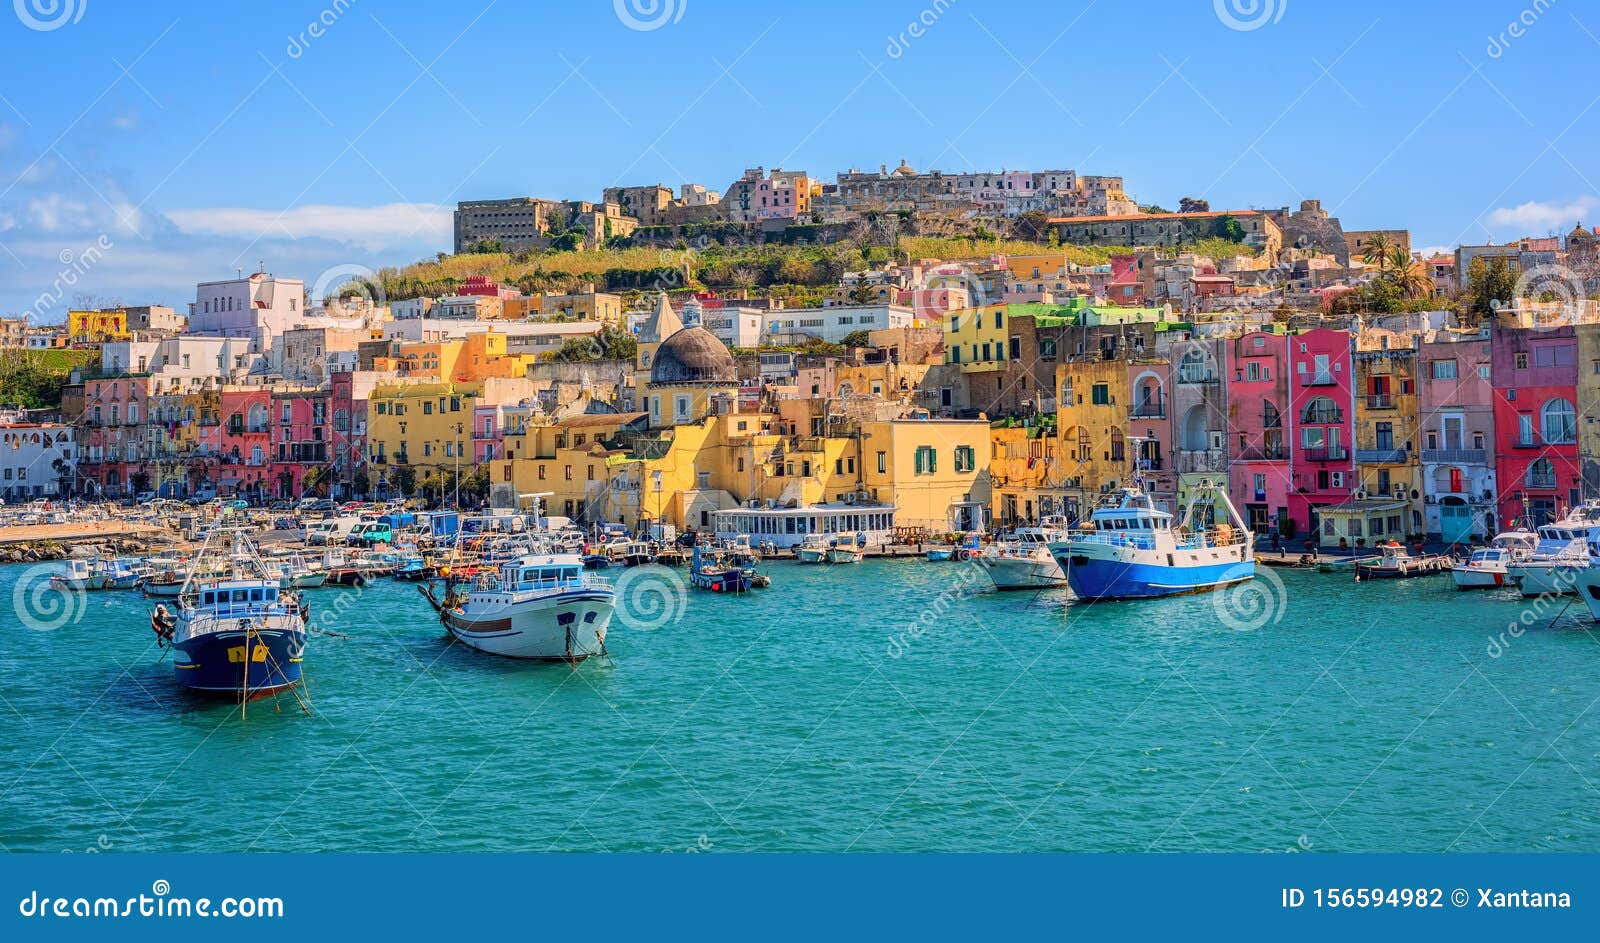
269, 388, 330, 498
1226, 330, 1293, 536
1352, 330, 1423, 537
1491, 321, 1580, 529
1418, 332, 1497, 541
1286, 328, 1357, 541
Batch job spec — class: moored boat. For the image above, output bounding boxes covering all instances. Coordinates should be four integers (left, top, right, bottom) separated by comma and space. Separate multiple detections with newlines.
1505, 523, 1592, 597
152, 527, 308, 701
690, 544, 754, 592
824, 532, 867, 564
1451, 531, 1538, 589
1353, 542, 1451, 580
1048, 478, 1253, 601
975, 518, 1070, 591
796, 534, 830, 564
422, 553, 613, 661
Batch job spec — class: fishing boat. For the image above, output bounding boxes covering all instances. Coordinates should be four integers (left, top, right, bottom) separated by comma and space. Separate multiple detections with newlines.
619, 540, 656, 567
825, 532, 867, 564
391, 554, 433, 581
1048, 478, 1253, 601
104, 557, 153, 590
52, 557, 110, 592
1505, 522, 1593, 597
690, 544, 754, 593
925, 546, 955, 562
796, 534, 830, 564
975, 518, 1071, 591
321, 547, 392, 586
421, 553, 614, 661
272, 552, 327, 589
1353, 542, 1451, 580
150, 527, 308, 701
1450, 532, 1538, 589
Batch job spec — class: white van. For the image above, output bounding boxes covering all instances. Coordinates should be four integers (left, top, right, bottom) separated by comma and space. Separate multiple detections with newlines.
306, 515, 361, 546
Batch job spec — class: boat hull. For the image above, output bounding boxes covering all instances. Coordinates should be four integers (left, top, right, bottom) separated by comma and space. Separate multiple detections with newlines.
1575, 568, 1600, 620
1508, 564, 1583, 597
925, 549, 954, 562
796, 548, 828, 564
172, 620, 305, 699
976, 553, 1067, 590
1450, 565, 1507, 589
1052, 541, 1254, 600
444, 588, 614, 660
824, 549, 864, 564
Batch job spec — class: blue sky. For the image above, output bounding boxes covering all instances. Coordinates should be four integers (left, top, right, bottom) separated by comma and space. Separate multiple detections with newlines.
0, 0, 1594, 317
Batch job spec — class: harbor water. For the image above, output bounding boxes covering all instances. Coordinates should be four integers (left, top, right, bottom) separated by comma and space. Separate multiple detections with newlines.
2, 558, 1597, 853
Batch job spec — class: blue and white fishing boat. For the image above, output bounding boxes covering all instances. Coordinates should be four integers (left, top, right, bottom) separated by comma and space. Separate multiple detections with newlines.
1047, 477, 1253, 601
150, 527, 308, 701
690, 544, 754, 593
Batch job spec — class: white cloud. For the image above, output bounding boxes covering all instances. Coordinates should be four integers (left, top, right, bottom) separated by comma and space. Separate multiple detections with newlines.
1486, 196, 1600, 233
165, 202, 452, 251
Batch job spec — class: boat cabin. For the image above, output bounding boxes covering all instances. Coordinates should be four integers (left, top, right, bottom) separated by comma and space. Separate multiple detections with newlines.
497, 555, 584, 591
193, 580, 282, 614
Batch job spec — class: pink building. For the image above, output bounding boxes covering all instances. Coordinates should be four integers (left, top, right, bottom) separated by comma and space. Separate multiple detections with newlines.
1286, 328, 1356, 539
217, 389, 270, 500
78, 377, 149, 496
329, 372, 368, 499
1417, 334, 1497, 541
1227, 331, 1293, 536
269, 388, 330, 499
473, 403, 504, 463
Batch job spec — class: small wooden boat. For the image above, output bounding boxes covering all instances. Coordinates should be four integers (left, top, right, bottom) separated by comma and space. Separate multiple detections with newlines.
796, 534, 830, 564
690, 544, 753, 593
1353, 542, 1450, 580
925, 547, 955, 562
825, 532, 867, 564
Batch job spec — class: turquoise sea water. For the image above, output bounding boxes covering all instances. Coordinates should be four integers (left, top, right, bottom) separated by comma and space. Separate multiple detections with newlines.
1, 558, 1597, 853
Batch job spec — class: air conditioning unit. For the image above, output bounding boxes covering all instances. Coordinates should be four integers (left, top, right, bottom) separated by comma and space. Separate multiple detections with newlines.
766, 498, 777, 509
843, 493, 856, 504
1425, 494, 1436, 503
1354, 489, 1368, 500
1394, 487, 1406, 499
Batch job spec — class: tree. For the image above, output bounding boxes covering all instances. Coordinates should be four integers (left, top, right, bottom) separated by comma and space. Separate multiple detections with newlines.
390, 466, 416, 498
840, 330, 872, 348
1013, 209, 1051, 242
300, 465, 327, 497
847, 282, 880, 305
1361, 233, 1395, 271
1178, 197, 1210, 213
1141, 204, 1171, 214
1212, 214, 1246, 242
1385, 247, 1430, 300
1461, 256, 1519, 324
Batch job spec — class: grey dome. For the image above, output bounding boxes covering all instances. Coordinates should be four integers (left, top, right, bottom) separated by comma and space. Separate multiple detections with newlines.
649, 327, 736, 385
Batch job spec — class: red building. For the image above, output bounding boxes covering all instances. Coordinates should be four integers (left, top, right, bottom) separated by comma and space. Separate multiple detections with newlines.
77, 377, 150, 496
1490, 322, 1580, 528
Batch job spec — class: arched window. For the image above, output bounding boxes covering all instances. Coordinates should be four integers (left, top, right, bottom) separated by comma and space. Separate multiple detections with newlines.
1181, 405, 1209, 451
1177, 349, 1212, 383
1541, 398, 1576, 444
1527, 458, 1556, 488
1301, 396, 1340, 425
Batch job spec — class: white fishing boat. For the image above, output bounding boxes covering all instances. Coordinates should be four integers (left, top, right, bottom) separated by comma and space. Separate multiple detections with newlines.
1451, 532, 1538, 589
1048, 477, 1253, 600
422, 553, 614, 661
274, 552, 328, 589
825, 532, 867, 564
975, 517, 1071, 590
796, 534, 830, 564
52, 557, 110, 592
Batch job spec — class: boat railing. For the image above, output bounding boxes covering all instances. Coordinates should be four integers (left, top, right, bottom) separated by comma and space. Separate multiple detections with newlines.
1066, 530, 1159, 551
183, 602, 303, 633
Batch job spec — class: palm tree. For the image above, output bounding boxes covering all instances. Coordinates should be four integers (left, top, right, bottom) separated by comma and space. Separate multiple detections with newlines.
1386, 247, 1430, 299
1362, 233, 1394, 272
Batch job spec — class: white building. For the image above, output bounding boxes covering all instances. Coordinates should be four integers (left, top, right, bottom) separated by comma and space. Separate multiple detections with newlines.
102, 336, 268, 384
688, 300, 764, 348
0, 421, 75, 500
760, 304, 914, 345
188, 271, 373, 350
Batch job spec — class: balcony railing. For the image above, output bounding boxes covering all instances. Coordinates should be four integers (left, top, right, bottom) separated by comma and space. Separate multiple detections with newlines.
1527, 474, 1557, 489
1176, 371, 1219, 385
1365, 394, 1394, 409
1130, 403, 1166, 418
1421, 448, 1487, 464
1302, 410, 1343, 425
1299, 372, 1337, 386
1355, 448, 1407, 464
1235, 446, 1287, 461
1302, 447, 1348, 462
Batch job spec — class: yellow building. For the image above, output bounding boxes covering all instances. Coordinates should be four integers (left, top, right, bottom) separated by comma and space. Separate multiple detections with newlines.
1352, 331, 1423, 534
542, 291, 624, 323
858, 417, 990, 532
368, 379, 545, 489
1056, 359, 1130, 518
942, 302, 1010, 373
68, 309, 130, 344
373, 330, 537, 382
989, 421, 1068, 525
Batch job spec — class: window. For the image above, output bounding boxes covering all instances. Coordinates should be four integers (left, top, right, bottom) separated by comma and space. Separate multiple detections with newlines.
914, 445, 937, 474
1091, 384, 1110, 405
1375, 422, 1393, 450
877, 451, 886, 474
1431, 359, 1457, 379
1515, 352, 1528, 369
954, 446, 975, 473
1518, 413, 1534, 445
1541, 398, 1576, 444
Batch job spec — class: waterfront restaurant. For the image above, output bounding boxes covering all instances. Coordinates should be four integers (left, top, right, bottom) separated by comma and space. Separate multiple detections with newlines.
712, 502, 898, 549
1314, 499, 1414, 549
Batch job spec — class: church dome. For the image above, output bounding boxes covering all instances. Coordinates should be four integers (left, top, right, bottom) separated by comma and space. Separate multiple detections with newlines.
1569, 222, 1595, 246
649, 326, 736, 385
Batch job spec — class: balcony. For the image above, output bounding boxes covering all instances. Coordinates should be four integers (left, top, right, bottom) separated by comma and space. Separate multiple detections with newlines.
1421, 448, 1487, 465
1302, 410, 1343, 425
1235, 446, 1287, 461
1298, 373, 1337, 387
1527, 474, 1558, 489
1173, 448, 1226, 474
1176, 371, 1219, 386
1302, 447, 1348, 463
1130, 402, 1166, 419
1355, 448, 1407, 464
1365, 394, 1394, 409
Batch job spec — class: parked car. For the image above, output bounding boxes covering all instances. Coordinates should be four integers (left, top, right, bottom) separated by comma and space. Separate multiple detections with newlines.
346, 522, 394, 547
